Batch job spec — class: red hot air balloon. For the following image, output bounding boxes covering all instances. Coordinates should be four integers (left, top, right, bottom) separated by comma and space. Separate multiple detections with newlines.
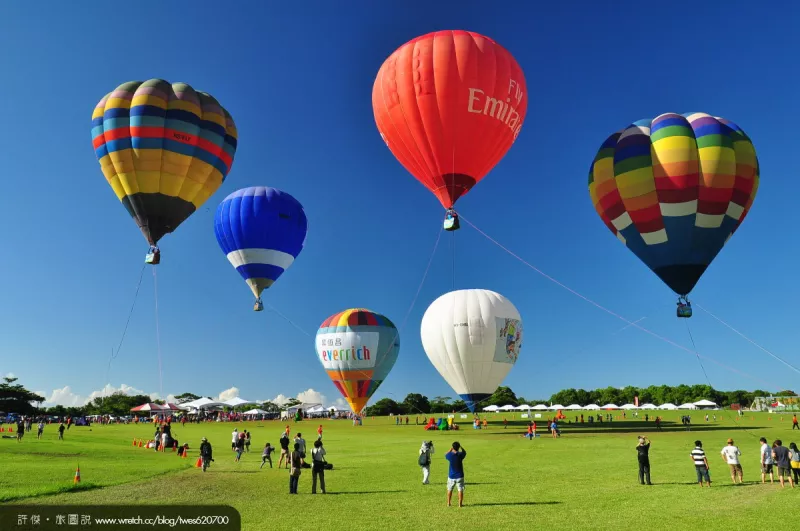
373, 30, 527, 230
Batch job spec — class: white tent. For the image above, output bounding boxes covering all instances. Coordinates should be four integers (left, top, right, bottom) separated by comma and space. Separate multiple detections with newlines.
678, 403, 697, 410
620, 403, 637, 410
514, 404, 531, 411
242, 408, 267, 415
498, 404, 517, 411
306, 405, 325, 414
565, 404, 582, 410
693, 399, 717, 408
639, 403, 657, 410
531, 404, 549, 411
482, 405, 500, 412
584, 404, 601, 410
550, 404, 566, 410
224, 397, 257, 408
659, 403, 678, 410
600, 403, 619, 409
184, 397, 226, 409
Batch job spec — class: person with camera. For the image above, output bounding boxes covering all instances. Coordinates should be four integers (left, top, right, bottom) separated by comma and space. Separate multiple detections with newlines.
636, 436, 652, 485
419, 440, 434, 484
445, 442, 467, 507
311, 439, 327, 494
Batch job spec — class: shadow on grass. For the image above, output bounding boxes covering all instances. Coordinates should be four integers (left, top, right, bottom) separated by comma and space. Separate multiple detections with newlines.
327, 490, 406, 495
486, 422, 766, 435
1, 482, 103, 503
471, 501, 561, 507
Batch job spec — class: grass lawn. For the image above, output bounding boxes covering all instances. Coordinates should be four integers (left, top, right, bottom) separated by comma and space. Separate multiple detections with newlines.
1, 411, 798, 530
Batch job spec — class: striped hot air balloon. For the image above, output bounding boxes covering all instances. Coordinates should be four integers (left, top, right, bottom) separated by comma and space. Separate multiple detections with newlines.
214, 187, 308, 311
315, 309, 400, 413
91, 79, 237, 262
588, 112, 759, 314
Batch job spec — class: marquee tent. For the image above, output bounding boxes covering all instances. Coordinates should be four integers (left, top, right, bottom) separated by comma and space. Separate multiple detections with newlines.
498, 405, 517, 411
531, 404, 549, 411
584, 404, 600, 410
659, 403, 678, 410
130, 403, 164, 412
183, 398, 226, 409
678, 403, 697, 410
223, 397, 257, 408
549, 404, 565, 410
639, 403, 657, 410
620, 403, 637, 410
242, 408, 267, 415
600, 404, 619, 410
482, 405, 500, 412
692, 399, 717, 408
565, 404, 582, 410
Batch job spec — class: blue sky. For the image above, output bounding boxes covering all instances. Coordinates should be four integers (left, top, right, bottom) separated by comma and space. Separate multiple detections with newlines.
1, 1, 797, 407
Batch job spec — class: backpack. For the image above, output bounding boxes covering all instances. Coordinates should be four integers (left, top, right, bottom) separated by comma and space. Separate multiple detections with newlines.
418, 451, 429, 467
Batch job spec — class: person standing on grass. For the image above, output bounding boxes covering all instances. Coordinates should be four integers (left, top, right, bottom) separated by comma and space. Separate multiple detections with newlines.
289, 442, 302, 494
690, 441, 712, 487
234, 433, 245, 462
295, 433, 307, 464
760, 437, 775, 484
58, 422, 65, 440
793, 414, 799, 430
244, 430, 251, 453
278, 432, 291, 469
200, 437, 213, 472
636, 436, 652, 485
721, 438, 743, 484
788, 442, 800, 484
231, 428, 238, 452
317, 424, 323, 440
261, 443, 274, 469
37, 420, 44, 440
311, 439, 327, 494
771, 440, 794, 489
419, 440, 434, 484
445, 442, 467, 507
16, 419, 24, 442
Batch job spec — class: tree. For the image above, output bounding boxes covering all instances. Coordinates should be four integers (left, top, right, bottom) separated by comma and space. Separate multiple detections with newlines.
486, 386, 518, 407
776, 390, 797, 397
430, 396, 451, 413
261, 401, 280, 413
0, 377, 45, 415
283, 398, 301, 408
402, 393, 430, 415
174, 393, 201, 404
364, 398, 402, 416
85, 393, 152, 416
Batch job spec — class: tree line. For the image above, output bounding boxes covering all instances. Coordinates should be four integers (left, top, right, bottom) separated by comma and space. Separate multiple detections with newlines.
1, 376, 795, 417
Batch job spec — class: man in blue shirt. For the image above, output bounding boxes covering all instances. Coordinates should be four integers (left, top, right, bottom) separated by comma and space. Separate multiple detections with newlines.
445, 441, 467, 507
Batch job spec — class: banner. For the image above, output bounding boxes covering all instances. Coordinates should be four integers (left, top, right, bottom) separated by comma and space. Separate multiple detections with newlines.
493, 317, 522, 364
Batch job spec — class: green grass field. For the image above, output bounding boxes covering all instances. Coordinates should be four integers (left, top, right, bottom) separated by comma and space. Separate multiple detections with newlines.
2, 411, 799, 530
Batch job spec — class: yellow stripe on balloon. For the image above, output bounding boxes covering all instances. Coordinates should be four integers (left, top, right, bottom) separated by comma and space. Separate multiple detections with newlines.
616, 167, 655, 199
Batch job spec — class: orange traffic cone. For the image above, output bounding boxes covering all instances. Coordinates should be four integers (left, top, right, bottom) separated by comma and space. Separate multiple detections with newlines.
7, 426, 13, 433
0, 427, 4, 432
138, 440, 143, 448
74, 467, 81, 484
181, 448, 187, 459
132, 438, 136, 447
195, 457, 202, 468
172, 442, 177, 452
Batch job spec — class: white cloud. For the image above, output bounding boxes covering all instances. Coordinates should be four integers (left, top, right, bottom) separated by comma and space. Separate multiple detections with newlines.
333, 398, 348, 409
271, 394, 291, 406
217, 387, 240, 402
3, 372, 17, 379
270, 389, 339, 407
42, 386, 86, 407
41, 383, 170, 407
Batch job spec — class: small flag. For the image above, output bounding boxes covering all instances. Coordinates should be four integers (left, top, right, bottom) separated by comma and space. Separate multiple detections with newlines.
74, 467, 81, 484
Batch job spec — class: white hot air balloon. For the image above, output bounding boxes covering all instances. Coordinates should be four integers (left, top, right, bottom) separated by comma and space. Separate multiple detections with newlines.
420, 289, 523, 412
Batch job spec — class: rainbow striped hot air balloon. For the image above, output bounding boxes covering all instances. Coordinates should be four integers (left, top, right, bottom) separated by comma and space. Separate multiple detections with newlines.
315, 309, 400, 413
91, 79, 237, 263
588, 112, 759, 316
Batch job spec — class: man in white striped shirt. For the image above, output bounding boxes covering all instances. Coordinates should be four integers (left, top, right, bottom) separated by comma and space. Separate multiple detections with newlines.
690, 440, 712, 487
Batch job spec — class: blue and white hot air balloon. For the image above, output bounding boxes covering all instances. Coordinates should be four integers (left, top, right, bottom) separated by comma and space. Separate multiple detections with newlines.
214, 187, 308, 311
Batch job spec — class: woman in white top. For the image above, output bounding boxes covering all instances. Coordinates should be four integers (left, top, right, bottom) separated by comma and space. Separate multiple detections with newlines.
311, 439, 327, 494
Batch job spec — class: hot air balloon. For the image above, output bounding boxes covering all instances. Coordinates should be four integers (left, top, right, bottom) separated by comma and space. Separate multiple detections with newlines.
420, 289, 523, 412
91, 79, 238, 264
214, 187, 308, 311
315, 309, 400, 413
588, 113, 759, 318
373, 31, 527, 231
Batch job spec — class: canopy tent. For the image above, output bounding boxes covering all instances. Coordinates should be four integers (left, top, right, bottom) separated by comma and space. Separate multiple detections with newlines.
600, 404, 619, 410
482, 405, 500, 412
242, 408, 268, 415
678, 403, 697, 410
692, 399, 717, 408
306, 406, 325, 414
529, 404, 547, 411
619, 403, 637, 410
224, 397, 257, 408
659, 403, 678, 410
183, 397, 226, 409
639, 403, 657, 410
549, 404, 565, 410
130, 403, 164, 412
328, 406, 348, 413
497, 405, 517, 411
514, 404, 531, 410
583, 404, 601, 410
283, 403, 322, 413
161, 403, 182, 411
564, 404, 581, 410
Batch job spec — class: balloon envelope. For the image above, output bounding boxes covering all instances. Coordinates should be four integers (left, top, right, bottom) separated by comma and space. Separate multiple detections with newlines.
373, 30, 527, 209
315, 309, 400, 413
214, 187, 308, 301
420, 289, 523, 412
588, 113, 759, 296
92, 79, 237, 245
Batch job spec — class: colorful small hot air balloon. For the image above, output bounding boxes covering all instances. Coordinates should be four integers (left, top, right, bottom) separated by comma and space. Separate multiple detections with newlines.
373, 30, 527, 231
420, 289, 523, 412
91, 79, 237, 263
588, 113, 759, 317
214, 187, 308, 311
315, 309, 400, 413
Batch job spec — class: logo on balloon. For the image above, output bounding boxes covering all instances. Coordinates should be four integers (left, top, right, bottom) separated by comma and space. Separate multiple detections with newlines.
317, 331, 379, 370
467, 78, 525, 141
494, 318, 522, 364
